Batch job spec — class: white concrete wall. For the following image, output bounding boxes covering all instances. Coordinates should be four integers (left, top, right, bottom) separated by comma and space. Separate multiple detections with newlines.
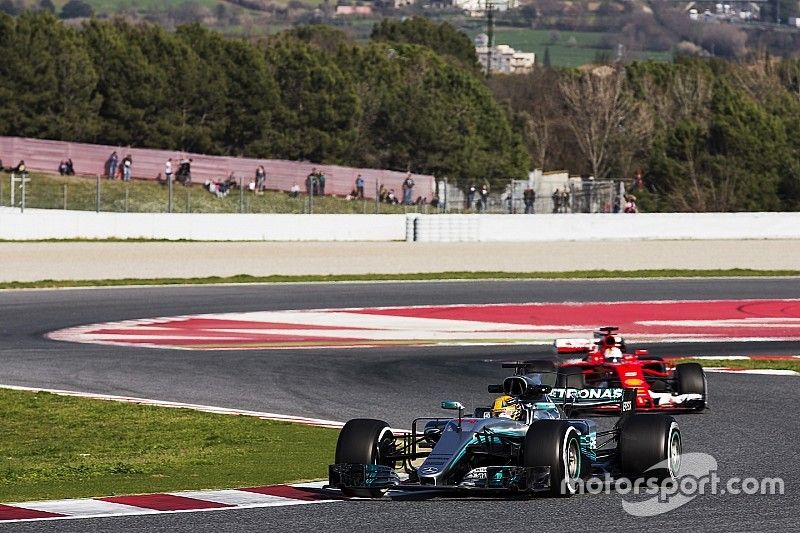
0, 208, 406, 241
409, 213, 800, 242
2, 208, 800, 241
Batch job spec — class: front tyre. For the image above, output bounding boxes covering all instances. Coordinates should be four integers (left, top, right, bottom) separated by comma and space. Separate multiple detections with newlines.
675, 362, 707, 411
619, 414, 681, 481
524, 420, 582, 497
334, 418, 394, 498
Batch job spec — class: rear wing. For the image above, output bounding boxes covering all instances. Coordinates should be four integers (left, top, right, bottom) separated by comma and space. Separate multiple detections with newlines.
553, 338, 596, 354
550, 386, 637, 412
553, 333, 626, 355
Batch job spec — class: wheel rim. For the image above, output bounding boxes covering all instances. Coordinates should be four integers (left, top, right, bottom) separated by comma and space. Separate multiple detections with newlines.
565, 436, 580, 493
668, 429, 682, 477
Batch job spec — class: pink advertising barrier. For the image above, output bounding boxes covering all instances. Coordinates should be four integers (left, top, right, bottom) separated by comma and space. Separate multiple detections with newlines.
0, 137, 434, 200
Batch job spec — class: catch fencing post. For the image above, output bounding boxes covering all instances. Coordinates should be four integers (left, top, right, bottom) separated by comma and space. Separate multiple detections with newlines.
63, 184, 67, 210
20, 172, 26, 213
168, 171, 173, 213
124, 185, 129, 213
239, 177, 244, 213
375, 179, 379, 214
95, 174, 100, 212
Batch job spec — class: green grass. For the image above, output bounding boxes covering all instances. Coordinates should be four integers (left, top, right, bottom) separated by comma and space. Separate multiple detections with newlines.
1, 270, 799, 290
0, 388, 338, 502
467, 28, 671, 67
0, 172, 419, 215
674, 358, 800, 373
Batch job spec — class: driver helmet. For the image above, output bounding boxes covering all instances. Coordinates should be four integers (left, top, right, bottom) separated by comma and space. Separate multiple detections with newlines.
492, 395, 520, 420
603, 335, 623, 363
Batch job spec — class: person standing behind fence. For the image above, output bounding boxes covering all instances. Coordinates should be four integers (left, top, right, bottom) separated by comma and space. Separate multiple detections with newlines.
318, 169, 326, 196
165, 158, 173, 184
255, 165, 266, 193
306, 168, 317, 196
121, 155, 132, 181
402, 172, 415, 205
523, 187, 535, 214
107, 151, 118, 179
355, 174, 365, 199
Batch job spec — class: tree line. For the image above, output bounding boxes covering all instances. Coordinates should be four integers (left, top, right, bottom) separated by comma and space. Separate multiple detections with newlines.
490, 57, 800, 211
0, 13, 529, 189
2, 12, 800, 211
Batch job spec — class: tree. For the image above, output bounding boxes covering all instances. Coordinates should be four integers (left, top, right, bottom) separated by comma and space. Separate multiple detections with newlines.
559, 67, 639, 180
60, 0, 93, 19
370, 17, 479, 73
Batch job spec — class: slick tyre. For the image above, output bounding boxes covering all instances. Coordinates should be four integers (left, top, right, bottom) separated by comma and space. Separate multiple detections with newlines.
335, 418, 394, 498
619, 414, 681, 482
524, 420, 582, 497
556, 366, 586, 389
675, 362, 707, 411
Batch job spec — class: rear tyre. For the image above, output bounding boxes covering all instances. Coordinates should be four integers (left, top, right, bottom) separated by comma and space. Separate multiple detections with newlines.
335, 418, 394, 498
675, 362, 707, 410
619, 414, 681, 481
524, 420, 582, 497
556, 366, 586, 389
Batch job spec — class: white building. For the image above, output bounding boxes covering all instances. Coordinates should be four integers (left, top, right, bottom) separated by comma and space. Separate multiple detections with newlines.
475, 41, 535, 74
454, 0, 518, 17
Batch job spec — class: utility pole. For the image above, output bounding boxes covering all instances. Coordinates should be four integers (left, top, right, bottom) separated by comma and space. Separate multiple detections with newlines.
486, 2, 494, 77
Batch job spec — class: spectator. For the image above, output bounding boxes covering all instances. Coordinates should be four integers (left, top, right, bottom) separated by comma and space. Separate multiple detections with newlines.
121, 154, 132, 181
402, 172, 415, 205
58, 160, 67, 176
478, 184, 489, 211
355, 174, 365, 199
13, 160, 26, 174
466, 184, 476, 209
204, 179, 228, 198
523, 187, 536, 214
224, 172, 239, 190
378, 183, 388, 202
255, 165, 266, 193
107, 151, 118, 179
318, 169, 326, 196
165, 158, 173, 184
624, 194, 638, 213
306, 168, 317, 196
288, 183, 300, 198
386, 188, 398, 204
430, 194, 440, 208
176, 157, 192, 186
552, 188, 561, 213
65, 158, 74, 175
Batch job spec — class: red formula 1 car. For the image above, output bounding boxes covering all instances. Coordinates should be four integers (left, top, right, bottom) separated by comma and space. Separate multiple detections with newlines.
551, 327, 707, 414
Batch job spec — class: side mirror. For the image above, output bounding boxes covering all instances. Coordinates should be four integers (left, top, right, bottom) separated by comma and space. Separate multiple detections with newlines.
441, 400, 464, 411
487, 384, 503, 394
529, 384, 552, 395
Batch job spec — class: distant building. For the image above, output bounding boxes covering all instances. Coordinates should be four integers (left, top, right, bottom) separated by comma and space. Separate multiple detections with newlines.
454, 0, 518, 17
335, 5, 374, 15
475, 38, 535, 74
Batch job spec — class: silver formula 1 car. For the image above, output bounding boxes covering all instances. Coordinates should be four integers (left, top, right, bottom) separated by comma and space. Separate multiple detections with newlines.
328, 361, 683, 498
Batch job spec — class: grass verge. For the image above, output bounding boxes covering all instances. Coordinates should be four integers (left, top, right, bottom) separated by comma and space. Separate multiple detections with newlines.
674, 358, 800, 373
1, 269, 799, 290
0, 389, 338, 502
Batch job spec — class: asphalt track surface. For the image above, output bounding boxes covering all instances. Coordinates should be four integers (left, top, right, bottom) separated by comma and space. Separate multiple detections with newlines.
1, 279, 799, 531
